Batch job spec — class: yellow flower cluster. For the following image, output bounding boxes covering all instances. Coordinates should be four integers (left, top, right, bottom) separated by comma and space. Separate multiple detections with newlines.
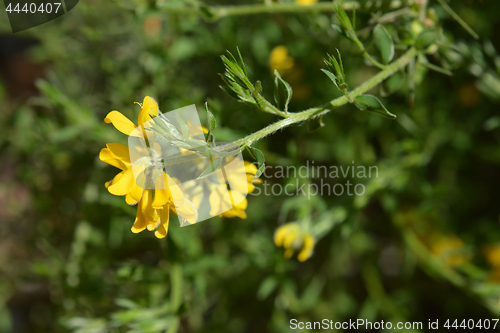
209, 161, 262, 219
482, 244, 500, 308
483, 244, 500, 282
269, 45, 295, 76
100, 96, 260, 238
429, 234, 471, 267
274, 222, 315, 262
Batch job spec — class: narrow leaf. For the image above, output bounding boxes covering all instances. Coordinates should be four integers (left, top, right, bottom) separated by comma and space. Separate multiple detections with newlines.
176, 113, 191, 138
198, 157, 222, 179
321, 69, 339, 89
205, 102, 216, 132
415, 30, 438, 50
247, 146, 265, 179
354, 94, 396, 119
274, 70, 293, 113
373, 24, 395, 64
235, 46, 247, 76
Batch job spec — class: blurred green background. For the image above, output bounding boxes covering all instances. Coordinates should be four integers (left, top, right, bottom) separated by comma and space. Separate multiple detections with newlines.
0, 0, 500, 332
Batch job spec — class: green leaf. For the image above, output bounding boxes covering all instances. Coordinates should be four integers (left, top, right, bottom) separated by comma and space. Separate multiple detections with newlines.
380, 70, 405, 96
257, 276, 278, 300
373, 24, 394, 64
415, 30, 438, 50
219, 85, 240, 100
254, 80, 262, 94
307, 115, 324, 133
198, 157, 222, 179
331, 24, 349, 39
324, 50, 346, 94
321, 69, 338, 87
354, 94, 396, 119
235, 46, 247, 76
246, 146, 265, 179
273, 69, 293, 113
205, 102, 216, 132
176, 113, 191, 138
334, 3, 353, 32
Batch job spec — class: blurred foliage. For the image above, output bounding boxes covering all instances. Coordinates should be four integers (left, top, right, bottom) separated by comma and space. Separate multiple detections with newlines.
0, 0, 500, 332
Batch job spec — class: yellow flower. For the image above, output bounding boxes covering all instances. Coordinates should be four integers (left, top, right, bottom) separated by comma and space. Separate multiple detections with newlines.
274, 222, 315, 262
269, 46, 294, 75
268, 46, 311, 101
482, 244, 500, 283
100, 96, 197, 238
208, 161, 262, 219
296, 0, 319, 6
101, 96, 260, 237
429, 235, 472, 267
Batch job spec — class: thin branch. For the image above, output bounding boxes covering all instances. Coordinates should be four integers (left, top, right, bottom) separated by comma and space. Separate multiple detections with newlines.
160, 47, 418, 167
157, 1, 406, 21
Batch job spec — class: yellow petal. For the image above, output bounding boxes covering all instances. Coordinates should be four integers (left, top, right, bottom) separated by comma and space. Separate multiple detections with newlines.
209, 185, 229, 216
302, 234, 315, 252
141, 189, 158, 224
155, 209, 170, 238
99, 148, 127, 171
105, 111, 137, 135
244, 161, 258, 175
99, 143, 131, 171
298, 235, 315, 261
297, 249, 312, 262
174, 199, 198, 224
283, 231, 299, 249
131, 202, 148, 233
227, 174, 249, 194
232, 194, 247, 210
106, 143, 131, 164
274, 225, 289, 247
152, 176, 169, 209
154, 224, 168, 238
105, 171, 124, 189
125, 184, 144, 205
222, 207, 247, 219
126, 193, 137, 205
108, 168, 135, 196
129, 184, 144, 203
138, 96, 159, 127
152, 188, 169, 209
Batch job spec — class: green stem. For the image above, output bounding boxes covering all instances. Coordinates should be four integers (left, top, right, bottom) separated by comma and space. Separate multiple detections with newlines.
161, 47, 418, 167
159, 2, 349, 19
233, 47, 417, 147
436, 0, 479, 40
167, 263, 183, 333
157, 1, 406, 21
357, 7, 410, 36
352, 36, 387, 70
418, 0, 428, 22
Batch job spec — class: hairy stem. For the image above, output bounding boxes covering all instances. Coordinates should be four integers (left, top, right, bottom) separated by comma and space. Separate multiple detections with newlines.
161, 47, 418, 167
233, 47, 418, 147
